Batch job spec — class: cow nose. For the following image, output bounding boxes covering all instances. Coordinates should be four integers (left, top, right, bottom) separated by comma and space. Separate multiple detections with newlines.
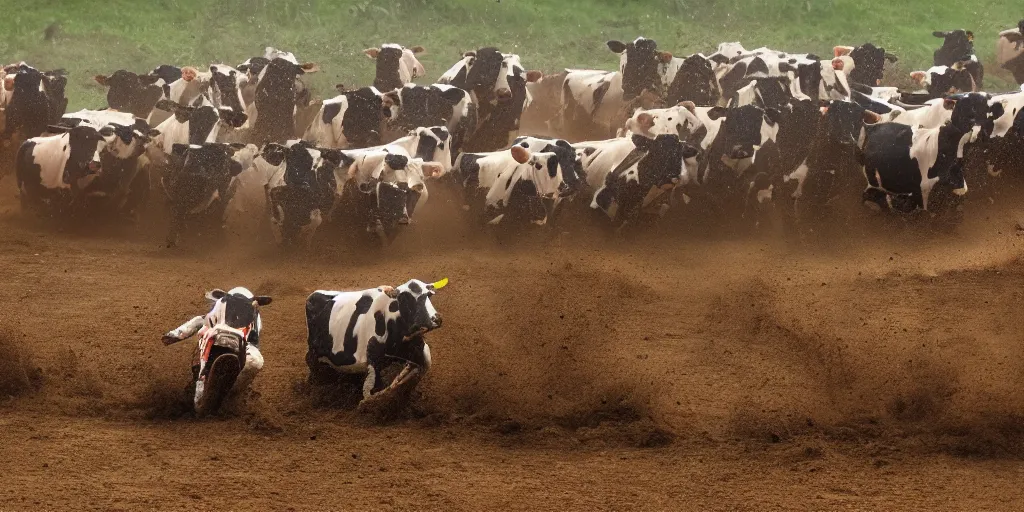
496, 88, 512, 100
88, 161, 101, 172
412, 183, 424, 192
432, 314, 443, 328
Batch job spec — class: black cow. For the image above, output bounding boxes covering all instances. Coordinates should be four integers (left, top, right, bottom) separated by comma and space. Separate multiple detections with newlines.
250, 57, 319, 145
606, 37, 673, 101
94, 70, 164, 118
2, 65, 54, 141
304, 278, 446, 406
782, 100, 882, 218
161, 142, 247, 247
665, 53, 722, 107
364, 44, 426, 92
933, 29, 983, 89
861, 93, 1002, 218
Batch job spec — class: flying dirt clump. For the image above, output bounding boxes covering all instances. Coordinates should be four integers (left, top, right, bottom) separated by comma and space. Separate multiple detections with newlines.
0, 329, 43, 397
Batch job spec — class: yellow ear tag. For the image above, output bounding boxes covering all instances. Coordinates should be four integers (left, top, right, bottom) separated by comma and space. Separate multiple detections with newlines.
431, 278, 449, 290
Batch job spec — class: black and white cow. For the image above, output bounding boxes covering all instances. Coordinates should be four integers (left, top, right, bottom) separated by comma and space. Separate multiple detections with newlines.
381, 83, 475, 159
260, 141, 349, 246
997, 21, 1024, 85
93, 70, 164, 118
933, 30, 982, 87
161, 142, 247, 247
16, 124, 113, 214
58, 110, 161, 216
304, 278, 447, 404
834, 43, 899, 87
340, 149, 444, 243
910, 64, 979, 99
439, 47, 540, 151
148, 96, 248, 169
364, 44, 426, 92
304, 86, 384, 149
861, 93, 1001, 217
248, 53, 319, 145
588, 133, 698, 228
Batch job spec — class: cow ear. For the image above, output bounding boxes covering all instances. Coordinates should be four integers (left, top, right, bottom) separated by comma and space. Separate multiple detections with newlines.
862, 110, 882, 124
147, 128, 162, 138
708, 54, 730, 65
94, 75, 109, 86
525, 70, 543, 83
181, 67, 198, 82
833, 46, 854, 57
462, 51, 476, 58
253, 296, 273, 307
658, 51, 674, 64
933, 31, 950, 38
910, 71, 928, 84
98, 126, 116, 138
422, 162, 444, 178
778, 61, 796, 74
299, 62, 319, 74
46, 124, 71, 134
943, 98, 957, 110
636, 112, 655, 130
607, 40, 627, 54
205, 289, 227, 301
682, 143, 700, 159
706, 106, 729, 120
764, 108, 782, 125
409, 46, 426, 54
510, 145, 531, 164
677, 100, 697, 114
363, 48, 381, 59
884, 52, 899, 63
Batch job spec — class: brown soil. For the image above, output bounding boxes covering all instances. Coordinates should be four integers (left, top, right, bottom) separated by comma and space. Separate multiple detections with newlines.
2, 174, 1024, 511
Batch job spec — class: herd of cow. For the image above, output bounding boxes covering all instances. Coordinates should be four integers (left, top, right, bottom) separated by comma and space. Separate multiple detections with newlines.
4, 22, 1024, 249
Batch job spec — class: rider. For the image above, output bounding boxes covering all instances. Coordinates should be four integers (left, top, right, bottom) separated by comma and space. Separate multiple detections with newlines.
162, 287, 271, 409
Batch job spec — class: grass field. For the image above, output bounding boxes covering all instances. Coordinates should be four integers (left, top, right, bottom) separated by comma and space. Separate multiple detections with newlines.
1, 0, 1021, 108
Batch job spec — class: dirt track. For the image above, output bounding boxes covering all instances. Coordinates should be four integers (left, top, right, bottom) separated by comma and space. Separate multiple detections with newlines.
3, 173, 1024, 511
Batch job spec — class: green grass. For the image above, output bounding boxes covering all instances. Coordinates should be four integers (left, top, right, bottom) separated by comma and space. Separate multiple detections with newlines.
1, 0, 1021, 108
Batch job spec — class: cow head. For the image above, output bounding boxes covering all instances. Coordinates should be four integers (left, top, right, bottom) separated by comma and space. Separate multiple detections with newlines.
633, 133, 699, 190
913, 65, 976, 97
709, 104, 781, 174
460, 48, 533, 103
844, 43, 898, 86
365, 44, 426, 91
204, 287, 272, 332
208, 64, 247, 115
947, 92, 1004, 140
394, 278, 447, 340
409, 126, 453, 176
47, 124, 113, 177
383, 84, 465, 130
820, 100, 879, 149
608, 37, 672, 101
933, 29, 976, 66
94, 70, 163, 117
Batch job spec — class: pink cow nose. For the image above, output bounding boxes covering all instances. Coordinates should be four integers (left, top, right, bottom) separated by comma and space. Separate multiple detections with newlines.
88, 161, 101, 172
496, 88, 512, 100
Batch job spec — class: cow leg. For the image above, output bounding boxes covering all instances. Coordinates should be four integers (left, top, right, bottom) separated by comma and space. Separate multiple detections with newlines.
166, 209, 185, 248
862, 187, 888, 212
